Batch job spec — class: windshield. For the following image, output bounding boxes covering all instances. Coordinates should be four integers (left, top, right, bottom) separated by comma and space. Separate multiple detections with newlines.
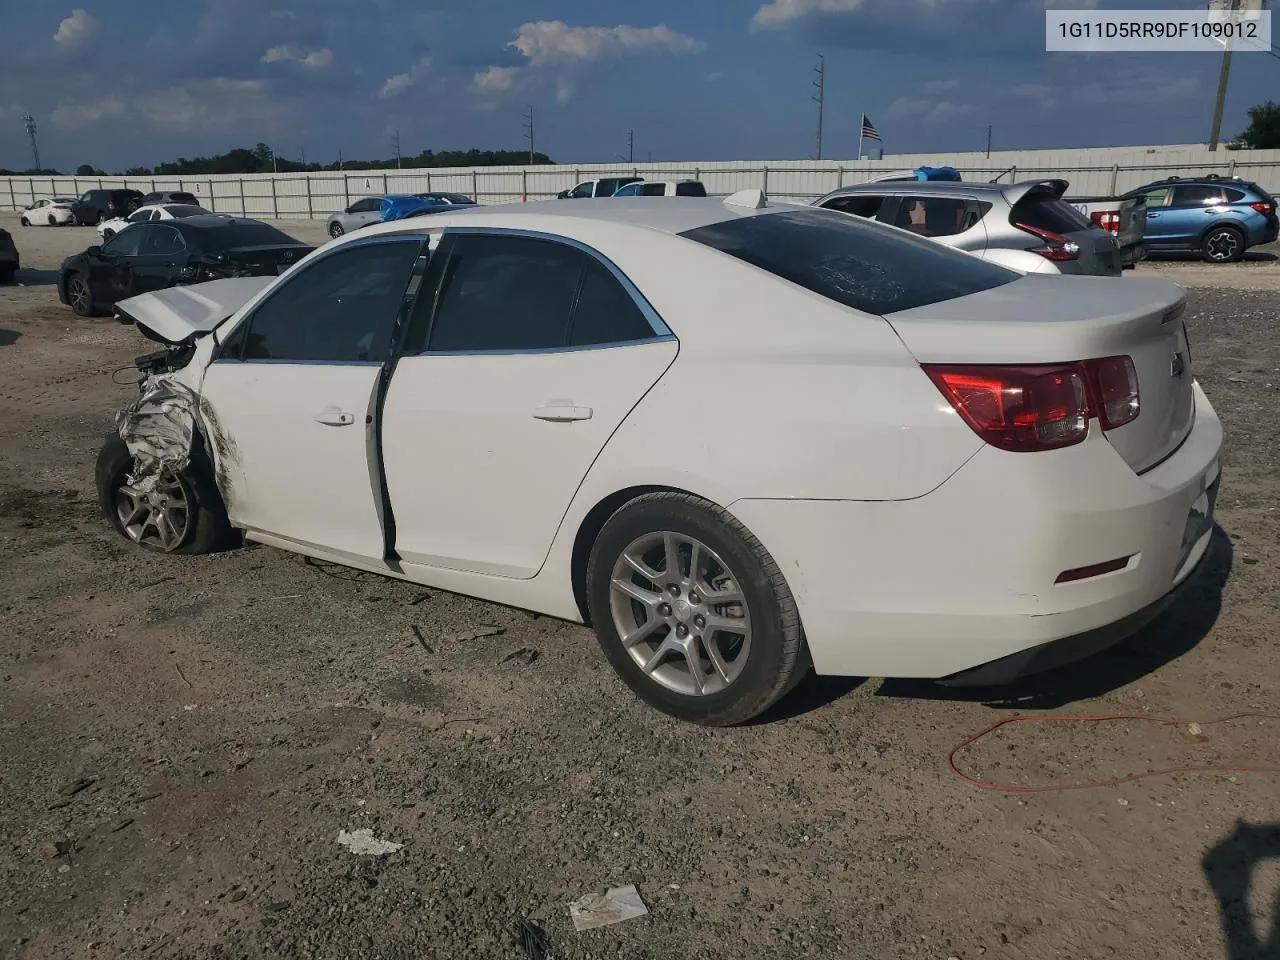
679, 207, 1018, 315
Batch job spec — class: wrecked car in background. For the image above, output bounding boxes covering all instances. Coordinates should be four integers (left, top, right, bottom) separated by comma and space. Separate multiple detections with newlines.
99, 195, 1222, 727
58, 216, 313, 317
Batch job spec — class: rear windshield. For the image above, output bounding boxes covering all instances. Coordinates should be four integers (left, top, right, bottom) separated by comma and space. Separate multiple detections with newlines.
163, 205, 206, 218
1010, 193, 1092, 233
199, 221, 300, 250
676, 181, 708, 197
679, 207, 1018, 315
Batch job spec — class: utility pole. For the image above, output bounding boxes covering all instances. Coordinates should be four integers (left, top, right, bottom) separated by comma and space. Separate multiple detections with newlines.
299, 146, 306, 166
1208, 0, 1244, 151
23, 114, 40, 171
811, 55, 825, 161
392, 129, 402, 169
986, 124, 993, 158
338, 149, 344, 171
627, 129, 634, 164
522, 105, 534, 163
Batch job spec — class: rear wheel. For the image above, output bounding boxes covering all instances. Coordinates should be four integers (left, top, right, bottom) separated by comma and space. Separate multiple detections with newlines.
66, 274, 96, 317
96, 435, 232, 555
20, 216, 29, 227
48, 214, 57, 226
586, 492, 808, 726
1202, 225, 1245, 263
0, 267, 15, 286
329, 221, 345, 238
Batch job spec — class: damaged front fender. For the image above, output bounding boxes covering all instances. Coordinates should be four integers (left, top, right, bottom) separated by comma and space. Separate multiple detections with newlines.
115, 376, 200, 494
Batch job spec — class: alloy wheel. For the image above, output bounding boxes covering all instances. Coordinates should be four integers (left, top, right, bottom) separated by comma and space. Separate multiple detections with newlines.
1206, 230, 1241, 262
114, 472, 191, 552
68, 277, 91, 316
329, 222, 344, 237
609, 531, 752, 697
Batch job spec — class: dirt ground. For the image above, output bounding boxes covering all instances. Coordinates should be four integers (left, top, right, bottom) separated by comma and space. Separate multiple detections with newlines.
1, 215, 1278, 960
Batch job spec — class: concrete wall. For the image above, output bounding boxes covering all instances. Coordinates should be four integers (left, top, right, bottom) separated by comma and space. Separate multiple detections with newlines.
4, 144, 1278, 218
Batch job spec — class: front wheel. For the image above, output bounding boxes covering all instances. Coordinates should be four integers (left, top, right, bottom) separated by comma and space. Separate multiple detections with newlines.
20, 217, 29, 227
329, 221, 345, 238
1202, 226, 1245, 263
586, 492, 808, 726
96, 435, 233, 555
66, 274, 96, 317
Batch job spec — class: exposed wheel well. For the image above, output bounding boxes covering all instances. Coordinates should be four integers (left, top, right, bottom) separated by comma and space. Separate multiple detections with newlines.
570, 484, 691, 625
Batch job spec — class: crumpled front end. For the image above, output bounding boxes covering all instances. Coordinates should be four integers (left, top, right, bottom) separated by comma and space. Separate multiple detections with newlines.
114, 376, 200, 494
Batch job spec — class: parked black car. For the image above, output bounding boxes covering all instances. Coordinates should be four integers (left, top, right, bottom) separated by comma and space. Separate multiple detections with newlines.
0, 227, 18, 284
70, 189, 146, 225
57, 216, 313, 317
141, 190, 200, 207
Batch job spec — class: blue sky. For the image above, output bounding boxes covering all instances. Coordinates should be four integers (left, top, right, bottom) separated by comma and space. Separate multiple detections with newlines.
0, 0, 1275, 171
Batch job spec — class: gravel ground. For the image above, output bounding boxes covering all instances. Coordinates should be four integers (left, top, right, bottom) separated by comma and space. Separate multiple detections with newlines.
1, 217, 1278, 960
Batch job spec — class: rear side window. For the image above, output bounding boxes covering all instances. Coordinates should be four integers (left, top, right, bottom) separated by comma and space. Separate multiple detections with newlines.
1172, 184, 1226, 206
164, 205, 205, 218
680, 208, 1017, 316
675, 182, 707, 197
640, 183, 666, 197
823, 195, 886, 218
569, 259, 654, 346
1010, 194, 1091, 233
428, 235, 583, 352
202, 221, 299, 250
1222, 188, 1246, 203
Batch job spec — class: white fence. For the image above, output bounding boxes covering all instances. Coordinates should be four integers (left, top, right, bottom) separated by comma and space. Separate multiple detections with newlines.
4, 144, 1279, 219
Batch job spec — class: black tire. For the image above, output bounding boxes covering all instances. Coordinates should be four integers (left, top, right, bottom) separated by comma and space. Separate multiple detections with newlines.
1201, 225, 1245, 263
95, 434, 234, 555
586, 492, 808, 726
102, 228, 115, 240
20, 217, 29, 227
66, 273, 97, 317
48, 214, 57, 226
0, 267, 15, 286
329, 221, 345, 238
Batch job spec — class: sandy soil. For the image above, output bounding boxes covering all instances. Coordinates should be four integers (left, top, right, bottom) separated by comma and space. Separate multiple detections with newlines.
1, 216, 1278, 960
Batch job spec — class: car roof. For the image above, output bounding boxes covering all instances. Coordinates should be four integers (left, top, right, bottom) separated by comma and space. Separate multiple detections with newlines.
171, 215, 283, 231
823, 180, 1011, 198
347, 196, 809, 244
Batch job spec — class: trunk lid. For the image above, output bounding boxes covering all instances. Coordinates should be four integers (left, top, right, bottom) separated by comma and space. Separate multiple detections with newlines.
1011, 185, 1122, 277
886, 275, 1196, 474
211, 243, 313, 276
115, 276, 274, 345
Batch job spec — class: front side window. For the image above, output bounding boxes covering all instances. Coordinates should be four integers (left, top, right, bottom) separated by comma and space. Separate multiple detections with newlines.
569, 182, 595, 199
238, 240, 421, 363
103, 227, 146, 257
680, 208, 1018, 316
427, 235, 583, 352
1137, 186, 1172, 207
614, 184, 642, 197
824, 194, 886, 219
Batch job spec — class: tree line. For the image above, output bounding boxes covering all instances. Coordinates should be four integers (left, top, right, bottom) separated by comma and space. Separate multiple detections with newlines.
1, 142, 556, 177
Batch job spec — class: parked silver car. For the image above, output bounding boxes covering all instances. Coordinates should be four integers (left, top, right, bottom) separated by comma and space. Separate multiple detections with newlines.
813, 179, 1124, 276
326, 196, 386, 238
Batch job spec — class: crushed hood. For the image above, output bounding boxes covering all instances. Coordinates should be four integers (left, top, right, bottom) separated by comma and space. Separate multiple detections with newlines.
115, 277, 274, 345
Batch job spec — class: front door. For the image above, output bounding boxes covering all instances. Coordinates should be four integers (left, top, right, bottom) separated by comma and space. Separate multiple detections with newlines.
382, 230, 677, 580
87, 226, 147, 305
199, 235, 426, 562
131, 223, 186, 295
1134, 186, 1174, 245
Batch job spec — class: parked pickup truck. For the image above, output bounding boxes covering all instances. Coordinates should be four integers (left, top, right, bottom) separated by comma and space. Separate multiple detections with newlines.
1066, 193, 1148, 269
556, 176, 643, 199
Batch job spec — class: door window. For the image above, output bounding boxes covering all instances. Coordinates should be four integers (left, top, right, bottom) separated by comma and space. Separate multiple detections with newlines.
568, 258, 655, 347
892, 196, 971, 237
426, 235, 584, 352
1138, 186, 1172, 207
351, 198, 380, 213
103, 227, 146, 257
569, 182, 595, 198
640, 183, 666, 197
236, 240, 421, 363
1172, 184, 1227, 207
823, 195, 886, 218
143, 225, 185, 256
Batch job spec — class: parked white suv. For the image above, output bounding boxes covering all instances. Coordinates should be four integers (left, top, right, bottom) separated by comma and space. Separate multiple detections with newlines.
612, 180, 708, 197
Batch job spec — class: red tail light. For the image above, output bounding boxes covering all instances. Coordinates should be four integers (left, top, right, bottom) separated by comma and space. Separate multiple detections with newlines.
924, 356, 1140, 452
1090, 210, 1121, 233
1250, 201, 1274, 215
1015, 222, 1080, 261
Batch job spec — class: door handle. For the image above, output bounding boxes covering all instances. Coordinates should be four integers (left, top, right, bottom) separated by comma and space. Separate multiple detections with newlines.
533, 401, 593, 422
313, 409, 355, 426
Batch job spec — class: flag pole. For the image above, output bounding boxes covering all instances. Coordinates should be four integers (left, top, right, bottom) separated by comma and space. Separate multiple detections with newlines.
857, 112, 864, 162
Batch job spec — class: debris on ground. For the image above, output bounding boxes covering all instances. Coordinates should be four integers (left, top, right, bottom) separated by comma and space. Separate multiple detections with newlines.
569, 884, 649, 932
500, 647, 539, 666
40, 839, 75, 858
513, 919, 550, 958
57, 777, 96, 798
336, 828, 404, 856
452, 625, 505, 642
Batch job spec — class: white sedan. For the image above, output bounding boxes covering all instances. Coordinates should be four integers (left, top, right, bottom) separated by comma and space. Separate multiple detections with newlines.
98, 192, 1223, 725
20, 197, 78, 226
98, 202, 215, 240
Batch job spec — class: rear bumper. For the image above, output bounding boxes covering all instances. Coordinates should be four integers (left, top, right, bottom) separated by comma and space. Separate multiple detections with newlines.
729, 381, 1224, 680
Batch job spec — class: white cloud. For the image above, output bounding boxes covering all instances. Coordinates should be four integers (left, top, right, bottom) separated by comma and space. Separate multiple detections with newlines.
378, 58, 431, 99
261, 45, 333, 68
921, 79, 959, 93
53, 9, 95, 46
752, 0, 1098, 29
52, 78, 277, 133
508, 20, 705, 64
887, 96, 976, 124
472, 20, 704, 103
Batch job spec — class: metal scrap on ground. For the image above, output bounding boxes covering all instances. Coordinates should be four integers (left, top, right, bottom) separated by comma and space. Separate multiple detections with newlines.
568, 884, 649, 932
335, 828, 404, 856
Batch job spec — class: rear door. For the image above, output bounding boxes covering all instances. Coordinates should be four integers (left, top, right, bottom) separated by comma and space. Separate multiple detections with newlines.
382, 230, 678, 579
1166, 184, 1228, 247
200, 236, 425, 561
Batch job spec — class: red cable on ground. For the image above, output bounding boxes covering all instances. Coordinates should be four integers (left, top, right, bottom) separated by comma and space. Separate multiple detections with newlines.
947, 711, 1280, 794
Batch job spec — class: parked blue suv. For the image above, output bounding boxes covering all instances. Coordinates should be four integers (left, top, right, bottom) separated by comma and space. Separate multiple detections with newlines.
1123, 175, 1278, 263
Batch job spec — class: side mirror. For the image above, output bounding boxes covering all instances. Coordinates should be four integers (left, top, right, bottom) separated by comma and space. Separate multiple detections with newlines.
86, 245, 103, 258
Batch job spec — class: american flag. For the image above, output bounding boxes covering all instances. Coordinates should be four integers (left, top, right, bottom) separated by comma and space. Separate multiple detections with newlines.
861, 114, 881, 142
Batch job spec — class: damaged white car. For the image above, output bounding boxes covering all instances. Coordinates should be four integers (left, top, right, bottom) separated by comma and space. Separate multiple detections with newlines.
100, 194, 1223, 725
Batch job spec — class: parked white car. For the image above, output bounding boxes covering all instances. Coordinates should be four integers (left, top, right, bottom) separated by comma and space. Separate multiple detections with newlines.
20, 197, 78, 226
99, 193, 1221, 726
98, 203, 216, 240
612, 180, 708, 197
